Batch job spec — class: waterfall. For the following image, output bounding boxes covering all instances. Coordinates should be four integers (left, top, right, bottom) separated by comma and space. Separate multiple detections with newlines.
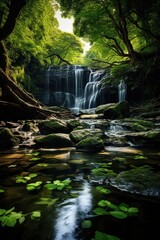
42, 65, 108, 113
118, 80, 127, 102
43, 66, 51, 105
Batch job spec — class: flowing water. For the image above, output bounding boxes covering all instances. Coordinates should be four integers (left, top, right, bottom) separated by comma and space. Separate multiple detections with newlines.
0, 146, 160, 240
42, 65, 108, 114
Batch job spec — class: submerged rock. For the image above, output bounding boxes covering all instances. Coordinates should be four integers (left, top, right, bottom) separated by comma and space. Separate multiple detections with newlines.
111, 165, 160, 197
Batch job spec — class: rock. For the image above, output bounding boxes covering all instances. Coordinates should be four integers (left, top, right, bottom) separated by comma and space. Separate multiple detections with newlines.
95, 101, 130, 119
76, 137, 104, 152
111, 165, 160, 197
0, 128, 19, 149
70, 128, 104, 143
34, 133, 74, 148
66, 119, 85, 131
124, 130, 160, 146
38, 119, 70, 134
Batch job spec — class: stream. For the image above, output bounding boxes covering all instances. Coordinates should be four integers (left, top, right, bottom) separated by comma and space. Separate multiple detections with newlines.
0, 144, 160, 240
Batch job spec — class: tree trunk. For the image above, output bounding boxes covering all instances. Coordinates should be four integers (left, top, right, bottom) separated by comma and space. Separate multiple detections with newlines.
0, 68, 57, 120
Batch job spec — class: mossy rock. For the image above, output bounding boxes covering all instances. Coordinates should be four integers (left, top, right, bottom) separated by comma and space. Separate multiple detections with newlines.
38, 119, 70, 134
70, 129, 104, 143
112, 165, 160, 196
76, 137, 104, 152
96, 101, 130, 119
67, 119, 85, 131
34, 133, 74, 148
0, 128, 19, 149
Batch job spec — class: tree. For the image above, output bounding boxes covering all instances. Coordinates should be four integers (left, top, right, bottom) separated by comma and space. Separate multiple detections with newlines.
57, 0, 160, 64
0, 0, 56, 120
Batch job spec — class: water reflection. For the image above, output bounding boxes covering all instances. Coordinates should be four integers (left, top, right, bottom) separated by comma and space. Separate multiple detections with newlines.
54, 181, 92, 240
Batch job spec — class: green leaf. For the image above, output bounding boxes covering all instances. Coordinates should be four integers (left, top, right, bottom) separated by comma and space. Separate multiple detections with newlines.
93, 207, 109, 215
31, 211, 41, 219
1, 215, 17, 227
0, 188, 5, 193
95, 231, 121, 240
19, 216, 25, 224
81, 220, 92, 229
128, 207, 139, 214
96, 186, 111, 195
0, 209, 7, 216
98, 200, 118, 210
118, 203, 129, 212
110, 210, 128, 219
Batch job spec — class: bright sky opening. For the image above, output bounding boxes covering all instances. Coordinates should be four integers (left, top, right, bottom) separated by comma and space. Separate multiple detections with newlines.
55, 10, 91, 55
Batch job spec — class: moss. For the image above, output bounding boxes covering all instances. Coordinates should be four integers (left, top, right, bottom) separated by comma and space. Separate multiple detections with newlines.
35, 133, 73, 148
76, 137, 104, 152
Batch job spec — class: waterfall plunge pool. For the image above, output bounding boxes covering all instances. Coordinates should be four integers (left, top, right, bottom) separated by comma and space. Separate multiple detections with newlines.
0, 146, 160, 240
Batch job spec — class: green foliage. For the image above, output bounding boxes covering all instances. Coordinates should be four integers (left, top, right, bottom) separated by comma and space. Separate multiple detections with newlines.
93, 200, 139, 219
16, 173, 38, 184
6, 0, 84, 80
26, 181, 42, 191
44, 179, 71, 191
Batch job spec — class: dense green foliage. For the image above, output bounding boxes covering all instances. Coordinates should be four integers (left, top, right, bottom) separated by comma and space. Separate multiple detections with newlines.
58, 0, 160, 67
1, 0, 84, 80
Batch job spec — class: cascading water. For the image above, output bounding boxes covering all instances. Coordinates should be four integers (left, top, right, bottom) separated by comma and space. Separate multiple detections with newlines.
42, 65, 108, 113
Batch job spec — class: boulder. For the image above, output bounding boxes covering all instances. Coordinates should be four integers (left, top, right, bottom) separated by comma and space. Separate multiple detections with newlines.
38, 119, 70, 135
34, 133, 74, 148
70, 128, 104, 143
76, 137, 104, 152
0, 128, 19, 149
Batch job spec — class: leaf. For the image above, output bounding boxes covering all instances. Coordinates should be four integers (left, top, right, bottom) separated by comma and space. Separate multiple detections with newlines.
1, 215, 17, 227
98, 200, 118, 210
0, 189, 5, 193
31, 211, 41, 219
93, 207, 109, 215
95, 231, 121, 240
19, 216, 25, 224
118, 203, 129, 212
128, 207, 139, 214
96, 186, 111, 195
110, 210, 128, 219
5, 207, 15, 215
0, 209, 7, 216
81, 220, 92, 229
29, 173, 38, 178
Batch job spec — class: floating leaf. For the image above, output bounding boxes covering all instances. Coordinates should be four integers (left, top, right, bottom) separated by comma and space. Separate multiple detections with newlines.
118, 203, 129, 212
0, 189, 5, 193
128, 207, 139, 214
81, 220, 92, 229
26, 181, 42, 191
1, 215, 17, 227
0, 209, 7, 216
93, 207, 109, 216
31, 211, 41, 219
110, 210, 128, 219
94, 231, 121, 240
98, 200, 118, 210
96, 186, 111, 195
